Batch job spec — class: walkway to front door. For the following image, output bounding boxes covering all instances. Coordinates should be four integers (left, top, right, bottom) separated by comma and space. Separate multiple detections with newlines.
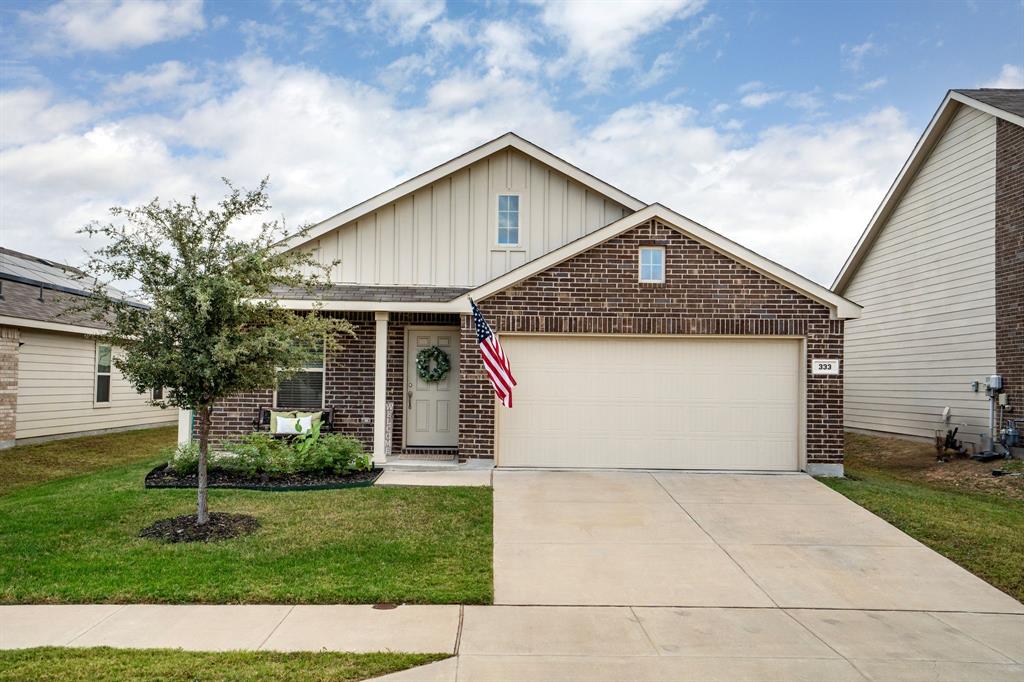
404, 327, 459, 449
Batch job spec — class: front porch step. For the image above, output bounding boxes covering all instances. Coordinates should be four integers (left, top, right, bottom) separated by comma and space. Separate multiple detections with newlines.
379, 457, 495, 472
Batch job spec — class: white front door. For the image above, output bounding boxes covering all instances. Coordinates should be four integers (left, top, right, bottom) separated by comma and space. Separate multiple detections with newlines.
405, 328, 460, 448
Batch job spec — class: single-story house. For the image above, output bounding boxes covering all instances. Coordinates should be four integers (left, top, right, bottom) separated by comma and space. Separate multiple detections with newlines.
833, 89, 1023, 448
0, 248, 176, 448
182, 133, 860, 475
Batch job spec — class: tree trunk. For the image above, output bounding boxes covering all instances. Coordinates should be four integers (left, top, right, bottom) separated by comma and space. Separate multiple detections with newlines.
197, 403, 212, 525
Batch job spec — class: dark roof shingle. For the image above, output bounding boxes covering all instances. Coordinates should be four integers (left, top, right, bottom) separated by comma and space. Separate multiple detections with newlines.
271, 284, 470, 303
954, 89, 1024, 118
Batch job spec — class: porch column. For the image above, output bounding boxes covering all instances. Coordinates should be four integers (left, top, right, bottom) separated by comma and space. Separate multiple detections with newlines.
177, 408, 192, 445
372, 311, 389, 463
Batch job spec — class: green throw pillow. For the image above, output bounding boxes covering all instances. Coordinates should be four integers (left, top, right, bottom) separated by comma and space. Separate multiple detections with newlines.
294, 411, 323, 428
270, 410, 296, 433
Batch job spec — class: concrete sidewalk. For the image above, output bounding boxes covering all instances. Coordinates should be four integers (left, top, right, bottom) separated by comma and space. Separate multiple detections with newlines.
3, 603, 1022, 681
0, 604, 460, 653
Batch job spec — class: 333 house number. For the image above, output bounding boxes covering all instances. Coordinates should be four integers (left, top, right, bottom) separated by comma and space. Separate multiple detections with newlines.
812, 359, 840, 375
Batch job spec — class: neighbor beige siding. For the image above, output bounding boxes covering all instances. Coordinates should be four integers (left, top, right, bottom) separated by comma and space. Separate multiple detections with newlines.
15, 328, 175, 439
843, 105, 997, 442
303, 148, 631, 287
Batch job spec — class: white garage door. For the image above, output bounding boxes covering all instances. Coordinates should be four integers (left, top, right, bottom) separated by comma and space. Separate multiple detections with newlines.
497, 335, 801, 470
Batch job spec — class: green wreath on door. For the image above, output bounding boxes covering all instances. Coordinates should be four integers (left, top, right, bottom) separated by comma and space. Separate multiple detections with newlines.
416, 346, 451, 383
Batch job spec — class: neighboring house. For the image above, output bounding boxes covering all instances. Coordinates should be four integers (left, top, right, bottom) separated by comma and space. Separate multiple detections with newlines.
0, 249, 176, 448
188, 133, 860, 475
834, 89, 1023, 447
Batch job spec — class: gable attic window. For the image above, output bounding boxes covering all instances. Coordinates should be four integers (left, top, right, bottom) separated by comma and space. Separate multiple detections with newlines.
497, 194, 520, 246
639, 247, 665, 283
274, 341, 325, 411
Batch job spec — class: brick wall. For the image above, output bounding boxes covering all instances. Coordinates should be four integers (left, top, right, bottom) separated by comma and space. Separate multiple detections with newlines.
459, 219, 845, 465
996, 119, 1024, 421
0, 326, 19, 447
201, 311, 461, 452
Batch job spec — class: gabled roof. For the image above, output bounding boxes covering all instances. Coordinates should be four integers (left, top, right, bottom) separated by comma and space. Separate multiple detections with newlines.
455, 204, 861, 320
278, 132, 647, 252
271, 204, 860, 318
833, 88, 1024, 294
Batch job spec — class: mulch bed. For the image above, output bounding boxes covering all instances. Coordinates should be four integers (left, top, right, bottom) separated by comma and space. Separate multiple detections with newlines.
139, 512, 260, 543
144, 463, 383, 491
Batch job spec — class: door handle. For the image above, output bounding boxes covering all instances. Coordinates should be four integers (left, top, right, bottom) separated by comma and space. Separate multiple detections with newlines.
407, 390, 413, 409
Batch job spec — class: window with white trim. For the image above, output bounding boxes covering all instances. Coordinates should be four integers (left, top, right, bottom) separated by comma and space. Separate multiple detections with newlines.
95, 344, 112, 404
639, 247, 665, 283
497, 194, 519, 246
274, 341, 325, 410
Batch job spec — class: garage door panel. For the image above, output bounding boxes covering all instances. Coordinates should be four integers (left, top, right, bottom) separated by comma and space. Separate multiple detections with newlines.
497, 336, 800, 471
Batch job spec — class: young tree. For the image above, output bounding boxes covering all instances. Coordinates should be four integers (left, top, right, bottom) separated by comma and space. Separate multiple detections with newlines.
80, 180, 352, 524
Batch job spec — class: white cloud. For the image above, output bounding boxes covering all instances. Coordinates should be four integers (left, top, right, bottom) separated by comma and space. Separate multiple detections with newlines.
860, 77, 888, 91
635, 53, 675, 90
366, 0, 445, 42
841, 39, 878, 72
740, 91, 783, 108
0, 57, 915, 287
567, 105, 915, 283
786, 91, 823, 111
737, 81, 765, 94
105, 61, 198, 100
536, 0, 705, 88
982, 64, 1024, 88
19, 0, 206, 54
481, 21, 540, 75
0, 89, 97, 147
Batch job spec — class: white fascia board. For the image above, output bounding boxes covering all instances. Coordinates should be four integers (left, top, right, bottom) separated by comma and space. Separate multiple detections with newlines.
832, 89, 1021, 294
276, 133, 646, 253
0, 315, 106, 336
456, 204, 861, 319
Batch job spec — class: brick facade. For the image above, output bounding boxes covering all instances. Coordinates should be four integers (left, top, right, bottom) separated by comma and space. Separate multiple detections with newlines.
995, 119, 1024, 421
202, 311, 461, 453
459, 219, 845, 466
0, 326, 19, 448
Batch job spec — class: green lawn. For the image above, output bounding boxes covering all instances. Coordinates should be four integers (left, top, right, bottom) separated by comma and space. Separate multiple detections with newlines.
822, 433, 1024, 602
0, 648, 448, 682
0, 432, 493, 605
0, 426, 177, 496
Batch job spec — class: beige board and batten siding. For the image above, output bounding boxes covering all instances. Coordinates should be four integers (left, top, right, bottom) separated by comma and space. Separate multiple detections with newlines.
843, 105, 997, 443
302, 148, 631, 287
15, 329, 175, 439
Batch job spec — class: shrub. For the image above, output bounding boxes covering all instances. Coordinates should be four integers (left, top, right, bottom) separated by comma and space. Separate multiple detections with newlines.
219, 428, 372, 478
166, 442, 200, 475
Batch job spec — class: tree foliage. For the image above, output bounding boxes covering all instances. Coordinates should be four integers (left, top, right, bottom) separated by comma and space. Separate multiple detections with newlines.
79, 179, 353, 522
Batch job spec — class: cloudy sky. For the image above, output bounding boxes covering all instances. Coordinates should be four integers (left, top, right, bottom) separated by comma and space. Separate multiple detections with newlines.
1, 0, 1021, 285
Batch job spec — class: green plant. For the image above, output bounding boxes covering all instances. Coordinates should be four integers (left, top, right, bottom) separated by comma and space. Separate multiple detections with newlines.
167, 442, 200, 476
79, 180, 354, 524
219, 429, 370, 478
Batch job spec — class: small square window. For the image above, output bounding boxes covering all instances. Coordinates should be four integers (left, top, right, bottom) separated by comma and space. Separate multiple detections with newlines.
497, 194, 519, 246
639, 247, 665, 283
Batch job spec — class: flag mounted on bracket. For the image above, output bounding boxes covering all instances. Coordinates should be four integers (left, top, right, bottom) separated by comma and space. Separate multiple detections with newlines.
470, 298, 517, 408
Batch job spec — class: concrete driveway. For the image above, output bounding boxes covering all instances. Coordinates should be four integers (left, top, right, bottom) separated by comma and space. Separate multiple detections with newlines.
366, 469, 1020, 681
493, 470, 1023, 612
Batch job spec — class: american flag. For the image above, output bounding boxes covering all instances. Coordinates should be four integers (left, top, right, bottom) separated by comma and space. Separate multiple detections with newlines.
471, 299, 517, 408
